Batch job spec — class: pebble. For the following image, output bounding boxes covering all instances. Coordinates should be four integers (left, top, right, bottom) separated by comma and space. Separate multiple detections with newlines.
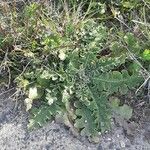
107, 138, 112, 141
120, 141, 125, 148
117, 134, 120, 138
108, 143, 114, 149
97, 144, 103, 150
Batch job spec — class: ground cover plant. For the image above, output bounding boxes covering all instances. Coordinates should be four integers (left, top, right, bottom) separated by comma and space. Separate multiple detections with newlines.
0, 0, 150, 139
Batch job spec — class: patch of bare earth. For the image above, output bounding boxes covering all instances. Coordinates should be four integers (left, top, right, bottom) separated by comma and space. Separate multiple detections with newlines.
0, 87, 150, 150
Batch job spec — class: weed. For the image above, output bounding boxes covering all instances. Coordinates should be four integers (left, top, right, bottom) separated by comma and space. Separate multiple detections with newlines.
0, 0, 150, 139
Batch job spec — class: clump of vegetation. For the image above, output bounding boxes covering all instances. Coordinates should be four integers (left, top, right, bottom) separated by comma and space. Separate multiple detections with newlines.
0, 0, 150, 139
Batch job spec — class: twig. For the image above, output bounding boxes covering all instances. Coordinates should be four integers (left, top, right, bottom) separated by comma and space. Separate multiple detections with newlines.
7, 65, 11, 88
132, 20, 150, 27
0, 87, 15, 96
142, 0, 150, 9
17, 60, 32, 78
148, 79, 150, 102
136, 76, 150, 94
115, 17, 132, 30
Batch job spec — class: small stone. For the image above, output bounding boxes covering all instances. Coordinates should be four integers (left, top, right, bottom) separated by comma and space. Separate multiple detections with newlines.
45, 145, 51, 150
120, 141, 125, 148
52, 128, 60, 132
97, 144, 103, 150
89, 136, 99, 143
109, 143, 114, 149
107, 138, 112, 141
126, 144, 131, 148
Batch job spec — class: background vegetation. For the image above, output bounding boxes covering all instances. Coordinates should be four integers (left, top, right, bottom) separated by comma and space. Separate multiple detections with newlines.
0, 0, 150, 139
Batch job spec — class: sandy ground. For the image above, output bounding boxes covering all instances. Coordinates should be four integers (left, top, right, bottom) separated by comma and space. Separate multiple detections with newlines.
0, 87, 150, 150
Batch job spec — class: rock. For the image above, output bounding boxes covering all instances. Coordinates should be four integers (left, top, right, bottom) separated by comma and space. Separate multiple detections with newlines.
97, 144, 103, 150
108, 143, 114, 149
107, 138, 112, 141
120, 141, 125, 148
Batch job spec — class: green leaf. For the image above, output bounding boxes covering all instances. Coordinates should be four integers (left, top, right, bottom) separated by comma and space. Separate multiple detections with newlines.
116, 104, 133, 120
110, 97, 120, 109
74, 103, 97, 136
24, 3, 39, 18
75, 72, 111, 134
87, 87, 111, 132
122, 2, 133, 8
91, 70, 142, 94
143, 49, 150, 61
37, 77, 50, 87
28, 104, 58, 130
110, 98, 133, 120
128, 62, 141, 74
124, 33, 140, 55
